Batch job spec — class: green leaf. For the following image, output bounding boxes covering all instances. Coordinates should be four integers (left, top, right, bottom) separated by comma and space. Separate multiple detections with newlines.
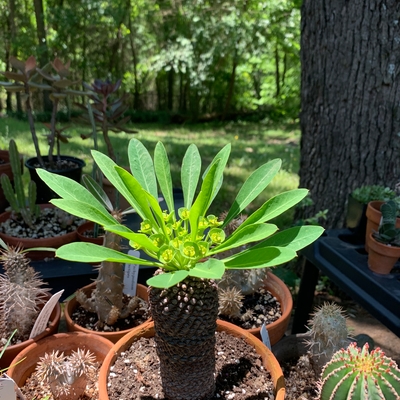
203, 144, 231, 207
37, 170, 115, 225
56, 242, 160, 265
115, 166, 159, 229
37, 169, 106, 209
50, 199, 117, 226
82, 174, 114, 212
154, 142, 174, 213
128, 139, 158, 199
239, 189, 309, 229
91, 150, 143, 215
188, 258, 225, 279
210, 223, 278, 255
251, 226, 324, 252
189, 160, 220, 240
104, 225, 160, 253
181, 144, 201, 209
147, 270, 189, 288
224, 247, 297, 269
143, 190, 168, 236
222, 159, 282, 227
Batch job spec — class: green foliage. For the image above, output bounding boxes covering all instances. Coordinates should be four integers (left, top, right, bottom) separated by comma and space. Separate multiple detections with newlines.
38, 138, 323, 288
0, 139, 40, 227
351, 185, 396, 204
1, 0, 301, 122
319, 343, 400, 400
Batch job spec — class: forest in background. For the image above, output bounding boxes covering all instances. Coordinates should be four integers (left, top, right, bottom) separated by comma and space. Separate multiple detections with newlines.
0, 0, 301, 122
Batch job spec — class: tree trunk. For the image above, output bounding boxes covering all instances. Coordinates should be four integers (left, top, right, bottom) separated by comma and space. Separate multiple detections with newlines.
33, 0, 52, 113
299, 0, 400, 229
275, 43, 280, 97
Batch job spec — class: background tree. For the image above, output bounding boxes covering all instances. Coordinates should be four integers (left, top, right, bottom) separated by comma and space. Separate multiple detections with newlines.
298, 0, 400, 229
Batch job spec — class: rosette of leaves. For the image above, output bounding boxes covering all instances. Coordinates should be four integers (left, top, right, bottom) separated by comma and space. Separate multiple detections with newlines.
77, 79, 137, 161
37, 139, 324, 400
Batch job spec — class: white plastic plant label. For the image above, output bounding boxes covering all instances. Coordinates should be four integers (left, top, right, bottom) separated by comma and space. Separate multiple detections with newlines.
260, 322, 272, 350
0, 374, 17, 400
123, 250, 140, 296
29, 290, 64, 339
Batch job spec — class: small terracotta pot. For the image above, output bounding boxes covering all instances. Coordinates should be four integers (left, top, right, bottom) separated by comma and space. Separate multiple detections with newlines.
7, 332, 113, 397
0, 204, 78, 260
77, 221, 104, 245
64, 282, 150, 343
0, 298, 61, 370
248, 271, 293, 345
98, 320, 285, 400
365, 201, 400, 252
367, 233, 400, 274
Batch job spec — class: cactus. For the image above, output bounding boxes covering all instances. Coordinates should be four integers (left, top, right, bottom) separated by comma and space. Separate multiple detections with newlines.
0, 240, 49, 343
318, 342, 400, 399
374, 200, 400, 246
35, 348, 96, 400
0, 139, 40, 228
306, 302, 350, 374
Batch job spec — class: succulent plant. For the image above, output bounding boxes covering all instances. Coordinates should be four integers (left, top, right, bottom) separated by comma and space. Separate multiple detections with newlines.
351, 185, 396, 204
0, 56, 86, 168
318, 342, 400, 399
373, 200, 400, 246
0, 239, 49, 343
73, 174, 146, 327
306, 302, 350, 374
37, 139, 324, 400
0, 139, 40, 228
78, 79, 137, 162
35, 348, 96, 400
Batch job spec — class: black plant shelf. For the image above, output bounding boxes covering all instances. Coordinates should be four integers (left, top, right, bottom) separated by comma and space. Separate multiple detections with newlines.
294, 229, 400, 337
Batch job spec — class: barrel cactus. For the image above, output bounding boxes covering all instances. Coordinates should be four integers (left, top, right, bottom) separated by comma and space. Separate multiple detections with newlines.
318, 342, 400, 399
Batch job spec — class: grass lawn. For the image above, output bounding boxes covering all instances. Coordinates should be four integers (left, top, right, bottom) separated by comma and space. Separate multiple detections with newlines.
0, 117, 301, 227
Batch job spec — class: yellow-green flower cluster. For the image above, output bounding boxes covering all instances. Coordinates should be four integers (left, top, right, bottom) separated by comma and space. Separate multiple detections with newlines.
136, 207, 224, 271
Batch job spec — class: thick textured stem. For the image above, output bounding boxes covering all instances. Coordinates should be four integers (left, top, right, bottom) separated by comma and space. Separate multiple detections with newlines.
149, 275, 219, 400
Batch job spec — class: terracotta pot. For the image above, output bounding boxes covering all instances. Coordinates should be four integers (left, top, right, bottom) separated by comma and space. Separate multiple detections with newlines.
64, 282, 150, 343
365, 201, 400, 251
98, 320, 285, 400
0, 297, 61, 370
367, 233, 400, 274
247, 271, 293, 345
77, 221, 104, 245
7, 332, 113, 398
0, 204, 78, 260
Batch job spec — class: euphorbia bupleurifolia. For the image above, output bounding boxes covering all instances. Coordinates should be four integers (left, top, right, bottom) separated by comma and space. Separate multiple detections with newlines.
38, 139, 323, 400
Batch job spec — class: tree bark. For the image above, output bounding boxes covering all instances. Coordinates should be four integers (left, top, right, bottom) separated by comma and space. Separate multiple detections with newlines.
299, 0, 400, 229
33, 0, 52, 112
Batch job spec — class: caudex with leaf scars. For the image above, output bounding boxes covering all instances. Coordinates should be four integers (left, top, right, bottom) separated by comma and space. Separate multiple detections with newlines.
38, 139, 324, 400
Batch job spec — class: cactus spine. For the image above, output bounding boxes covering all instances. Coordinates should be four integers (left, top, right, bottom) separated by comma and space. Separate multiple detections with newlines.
35, 349, 96, 400
0, 243, 49, 342
0, 139, 39, 228
318, 342, 400, 399
306, 302, 350, 374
